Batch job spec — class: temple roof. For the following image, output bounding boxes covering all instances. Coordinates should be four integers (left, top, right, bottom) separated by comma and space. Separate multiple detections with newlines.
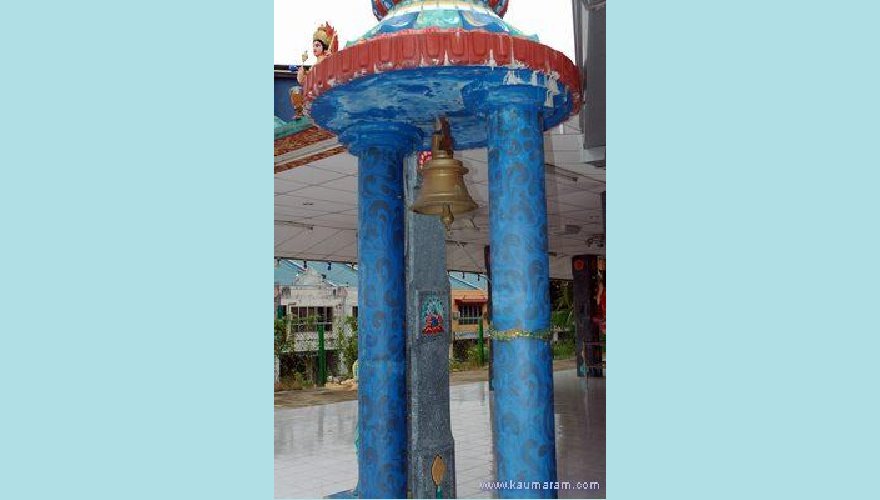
275, 259, 488, 290
274, 116, 316, 140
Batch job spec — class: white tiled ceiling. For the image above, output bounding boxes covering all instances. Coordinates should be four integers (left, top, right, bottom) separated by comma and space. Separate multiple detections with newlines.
274, 116, 605, 279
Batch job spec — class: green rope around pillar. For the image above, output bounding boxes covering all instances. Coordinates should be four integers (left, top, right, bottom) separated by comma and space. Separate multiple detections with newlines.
490, 327, 552, 342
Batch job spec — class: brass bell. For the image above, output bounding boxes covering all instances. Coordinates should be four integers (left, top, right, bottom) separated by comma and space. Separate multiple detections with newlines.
411, 117, 478, 230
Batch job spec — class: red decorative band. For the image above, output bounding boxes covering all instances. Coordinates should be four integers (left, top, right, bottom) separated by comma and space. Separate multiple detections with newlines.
302, 30, 582, 115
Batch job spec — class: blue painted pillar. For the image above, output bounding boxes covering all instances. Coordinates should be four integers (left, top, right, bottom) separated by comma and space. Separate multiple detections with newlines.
341, 123, 422, 499
481, 86, 557, 498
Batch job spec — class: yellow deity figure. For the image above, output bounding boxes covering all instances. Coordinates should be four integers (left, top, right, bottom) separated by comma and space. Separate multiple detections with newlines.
290, 22, 338, 119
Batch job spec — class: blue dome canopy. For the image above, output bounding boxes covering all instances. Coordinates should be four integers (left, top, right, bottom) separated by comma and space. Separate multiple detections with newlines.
354, 0, 531, 46
371, 0, 509, 21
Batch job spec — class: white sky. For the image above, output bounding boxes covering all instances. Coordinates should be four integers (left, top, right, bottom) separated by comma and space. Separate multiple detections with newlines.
274, 0, 574, 66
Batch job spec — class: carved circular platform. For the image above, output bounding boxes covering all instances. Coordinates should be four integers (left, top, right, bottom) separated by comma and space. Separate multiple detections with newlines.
304, 30, 581, 150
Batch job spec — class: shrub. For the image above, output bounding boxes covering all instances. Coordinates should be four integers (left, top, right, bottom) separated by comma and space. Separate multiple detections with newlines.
553, 339, 576, 359
274, 372, 305, 391
466, 343, 489, 367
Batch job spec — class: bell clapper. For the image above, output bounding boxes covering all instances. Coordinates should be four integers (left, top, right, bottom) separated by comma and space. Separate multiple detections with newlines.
442, 204, 454, 231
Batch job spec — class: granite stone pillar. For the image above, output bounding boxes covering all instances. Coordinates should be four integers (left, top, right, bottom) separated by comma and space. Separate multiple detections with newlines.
404, 153, 456, 499
341, 123, 422, 499
473, 86, 558, 498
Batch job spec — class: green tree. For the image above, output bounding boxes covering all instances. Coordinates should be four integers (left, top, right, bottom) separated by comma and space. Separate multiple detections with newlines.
274, 317, 291, 360
293, 314, 318, 383
274, 317, 292, 383
275, 314, 319, 383
551, 280, 574, 338
335, 315, 359, 378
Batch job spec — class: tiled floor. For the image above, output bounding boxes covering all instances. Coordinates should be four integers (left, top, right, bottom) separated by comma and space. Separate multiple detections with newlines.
275, 369, 605, 499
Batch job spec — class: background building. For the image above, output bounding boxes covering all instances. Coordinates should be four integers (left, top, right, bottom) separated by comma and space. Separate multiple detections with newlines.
275, 260, 491, 381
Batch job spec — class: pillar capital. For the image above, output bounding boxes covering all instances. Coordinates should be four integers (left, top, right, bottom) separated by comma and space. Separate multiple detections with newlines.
463, 84, 547, 115
340, 122, 423, 156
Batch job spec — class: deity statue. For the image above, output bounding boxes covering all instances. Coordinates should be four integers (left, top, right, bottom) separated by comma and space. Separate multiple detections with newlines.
290, 22, 338, 119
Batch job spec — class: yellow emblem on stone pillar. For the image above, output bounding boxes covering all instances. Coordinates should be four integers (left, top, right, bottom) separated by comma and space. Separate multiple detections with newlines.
431, 455, 446, 486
